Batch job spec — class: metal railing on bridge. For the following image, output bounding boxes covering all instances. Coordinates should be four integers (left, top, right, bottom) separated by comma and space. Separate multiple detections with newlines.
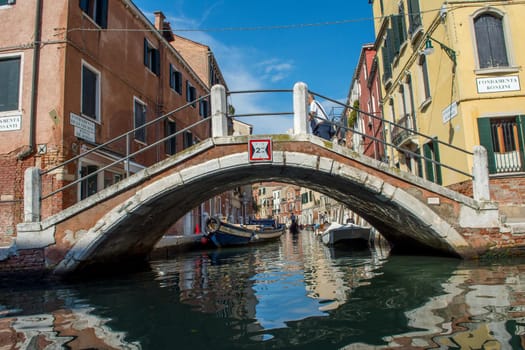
35, 84, 477, 216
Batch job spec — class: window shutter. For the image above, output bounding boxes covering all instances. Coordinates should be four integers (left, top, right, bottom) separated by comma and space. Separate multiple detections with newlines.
153, 49, 160, 75
516, 115, 525, 171
98, 0, 108, 28
79, 0, 89, 12
423, 142, 434, 182
169, 64, 174, 89
143, 38, 148, 67
416, 148, 423, 177
433, 138, 442, 185
391, 16, 400, 55
176, 71, 182, 93
477, 117, 496, 173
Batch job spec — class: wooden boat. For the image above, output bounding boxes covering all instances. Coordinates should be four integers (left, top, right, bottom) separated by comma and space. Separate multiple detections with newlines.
321, 222, 372, 248
204, 217, 286, 248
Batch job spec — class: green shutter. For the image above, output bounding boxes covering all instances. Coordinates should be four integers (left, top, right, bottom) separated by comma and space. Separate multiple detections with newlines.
477, 117, 496, 173
517, 115, 525, 172
423, 142, 434, 182
433, 138, 442, 185
416, 148, 423, 177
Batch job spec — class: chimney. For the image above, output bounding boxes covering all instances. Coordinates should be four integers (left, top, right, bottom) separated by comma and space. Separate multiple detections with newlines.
153, 11, 165, 31
153, 11, 174, 42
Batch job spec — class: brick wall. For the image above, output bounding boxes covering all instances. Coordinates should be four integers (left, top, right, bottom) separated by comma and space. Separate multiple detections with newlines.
0, 249, 45, 273
489, 177, 525, 205
448, 176, 525, 205
0, 153, 34, 236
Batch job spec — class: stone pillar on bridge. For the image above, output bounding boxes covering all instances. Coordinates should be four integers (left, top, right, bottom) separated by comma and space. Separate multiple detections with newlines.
211, 84, 228, 137
24, 167, 41, 222
472, 145, 491, 201
293, 82, 308, 135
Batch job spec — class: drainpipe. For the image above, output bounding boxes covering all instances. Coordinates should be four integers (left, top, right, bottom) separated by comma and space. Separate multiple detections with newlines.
18, 0, 42, 160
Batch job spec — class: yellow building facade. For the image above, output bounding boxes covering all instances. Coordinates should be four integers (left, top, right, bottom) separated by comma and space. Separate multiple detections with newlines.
371, 0, 525, 186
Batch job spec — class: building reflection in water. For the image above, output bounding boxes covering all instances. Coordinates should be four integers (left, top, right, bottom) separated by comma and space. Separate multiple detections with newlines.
0, 307, 141, 349
4, 231, 525, 348
368, 261, 525, 349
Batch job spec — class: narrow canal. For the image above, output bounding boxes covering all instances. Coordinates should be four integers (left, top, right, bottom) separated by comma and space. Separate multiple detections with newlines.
2, 230, 525, 349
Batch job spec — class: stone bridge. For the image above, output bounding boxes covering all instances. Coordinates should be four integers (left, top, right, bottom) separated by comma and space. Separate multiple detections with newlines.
7, 84, 517, 275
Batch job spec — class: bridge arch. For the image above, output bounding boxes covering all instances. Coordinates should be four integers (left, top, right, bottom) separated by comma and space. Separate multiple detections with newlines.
47, 136, 479, 274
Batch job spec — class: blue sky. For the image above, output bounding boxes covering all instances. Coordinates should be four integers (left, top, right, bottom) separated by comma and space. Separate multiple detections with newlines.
132, 0, 376, 134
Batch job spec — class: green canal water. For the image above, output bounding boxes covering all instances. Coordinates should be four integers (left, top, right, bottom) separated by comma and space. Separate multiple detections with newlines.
2, 230, 525, 349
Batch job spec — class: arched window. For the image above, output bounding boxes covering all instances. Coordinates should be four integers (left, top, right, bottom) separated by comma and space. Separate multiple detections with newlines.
474, 12, 509, 68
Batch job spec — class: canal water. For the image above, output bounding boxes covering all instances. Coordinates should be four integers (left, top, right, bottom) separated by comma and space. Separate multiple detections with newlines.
2, 231, 525, 349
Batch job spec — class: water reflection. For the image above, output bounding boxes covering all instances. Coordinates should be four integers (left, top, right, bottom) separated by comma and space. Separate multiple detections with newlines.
2, 232, 525, 348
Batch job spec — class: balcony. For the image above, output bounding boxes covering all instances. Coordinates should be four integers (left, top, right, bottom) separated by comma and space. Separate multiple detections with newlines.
391, 114, 417, 147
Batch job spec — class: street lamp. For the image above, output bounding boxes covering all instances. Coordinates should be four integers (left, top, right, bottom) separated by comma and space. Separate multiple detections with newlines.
423, 35, 457, 72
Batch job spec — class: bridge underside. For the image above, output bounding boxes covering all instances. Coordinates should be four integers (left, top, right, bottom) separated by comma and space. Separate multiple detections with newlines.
69, 163, 463, 274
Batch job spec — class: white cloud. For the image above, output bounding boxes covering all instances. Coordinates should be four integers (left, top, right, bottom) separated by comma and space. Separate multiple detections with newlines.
152, 12, 295, 134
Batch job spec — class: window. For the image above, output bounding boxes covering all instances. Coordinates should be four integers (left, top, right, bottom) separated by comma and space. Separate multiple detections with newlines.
183, 130, 193, 149
0, 56, 21, 112
144, 39, 160, 75
169, 64, 182, 94
165, 119, 176, 155
418, 54, 431, 105
186, 81, 196, 106
80, 164, 98, 199
79, 0, 108, 28
423, 138, 442, 185
392, 4, 407, 53
134, 98, 146, 143
0, 0, 15, 5
381, 30, 393, 83
474, 12, 509, 69
407, 0, 422, 36
81, 62, 100, 121
478, 116, 525, 173
199, 99, 209, 118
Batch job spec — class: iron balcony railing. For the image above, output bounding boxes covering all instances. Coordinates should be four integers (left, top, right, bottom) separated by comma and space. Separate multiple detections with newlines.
490, 118, 524, 174
391, 113, 415, 146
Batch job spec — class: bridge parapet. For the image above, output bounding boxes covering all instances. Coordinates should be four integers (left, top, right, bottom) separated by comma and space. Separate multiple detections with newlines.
12, 134, 507, 275
8, 83, 517, 275
22, 83, 492, 226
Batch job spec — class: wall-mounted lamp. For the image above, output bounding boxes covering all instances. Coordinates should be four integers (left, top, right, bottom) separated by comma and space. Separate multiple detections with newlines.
423, 35, 457, 72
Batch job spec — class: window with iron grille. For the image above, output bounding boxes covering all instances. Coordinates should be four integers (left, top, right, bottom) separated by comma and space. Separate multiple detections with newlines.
478, 116, 525, 174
